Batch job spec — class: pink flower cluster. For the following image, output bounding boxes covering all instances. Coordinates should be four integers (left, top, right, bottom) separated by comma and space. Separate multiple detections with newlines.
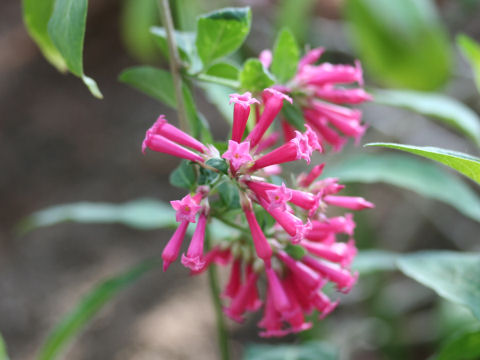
261, 48, 371, 151
142, 86, 373, 336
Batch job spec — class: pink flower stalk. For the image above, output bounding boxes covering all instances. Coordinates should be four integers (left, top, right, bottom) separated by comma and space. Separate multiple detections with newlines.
242, 199, 273, 264
222, 140, 253, 172
301, 239, 357, 267
222, 258, 242, 299
170, 193, 202, 223
142, 132, 204, 162
298, 47, 324, 71
246, 88, 292, 148
147, 115, 207, 153
277, 251, 323, 292
259, 49, 273, 68
229, 92, 259, 142
255, 131, 280, 154
324, 195, 374, 211
297, 163, 325, 188
224, 269, 259, 322
303, 255, 358, 293
258, 288, 288, 337
265, 266, 291, 313
250, 131, 315, 171
162, 220, 189, 272
181, 211, 208, 271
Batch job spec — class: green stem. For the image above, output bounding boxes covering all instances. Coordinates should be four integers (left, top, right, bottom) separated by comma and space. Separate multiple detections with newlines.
158, 0, 189, 132
206, 228, 230, 360
213, 214, 251, 235
195, 73, 240, 89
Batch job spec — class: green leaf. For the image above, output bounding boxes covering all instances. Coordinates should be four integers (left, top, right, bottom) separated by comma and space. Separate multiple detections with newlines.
205, 62, 240, 80
243, 341, 338, 360
196, 7, 252, 67
18, 199, 176, 234
120, 0, 160, 63
397, 251, 480, 319
37, 258, 160, 360
344, 0, 452, 90
275, 0, 316, 43
150, 27, 199, 68
22, 0, 67, 72
206, 158, 229, 174
0, 333, 9, 360
119, 66, 176, 108
372, 89, 480, 146
352, 250, 399, 274
217, 181, 240, 210
199, 83, 234, 123
323, 154, 480, 222
282, 102, 306, 130
271, 28, 300, 83
239, 59, 275, 93
169, 160, 196, 190
197, 167, 219, 186
435, 328, 480, 360
47, 0, 102, 98
285, 243, 307, 260
119, 66, 210, 139
457, 34, 480, 95
365, 143, 480, 185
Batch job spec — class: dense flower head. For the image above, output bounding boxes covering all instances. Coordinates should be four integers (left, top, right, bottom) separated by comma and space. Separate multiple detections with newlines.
142, 84, 373, 336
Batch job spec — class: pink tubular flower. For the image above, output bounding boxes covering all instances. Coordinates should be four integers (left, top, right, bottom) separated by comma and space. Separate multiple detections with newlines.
162, 220, 189, 272
259, 288, 288, 337
224, 269, 259, 322
142, 132, 204, 162
265, 266, 290, 313
148, 115, 207, 153
255, 131, 280, 154
258, 197, 306, 241
296, 60, 364, 86
222, 140, 253, 172
242, 199, 273, 264
324, 195, 374, 211
297, 163, 325, 187
277, 251, 322, 292
170, 193, 202, 223
303, 255, 358, 293
246, 88, 292, 148
181, 211, 208, 271
281, 120, 296, 142
191, 246, 231, 275
222, 258, 242, 299
298, 47, 324, 71
250, 130, 315, 171
229, 92, 259, 142
314, 86, 373, 104
311, 291, 339, 319
282, 278, 313, 333
259, 49, 273, 68
301, 239, 357, 267
246, 265, 263, 311
265, 183, 292, 211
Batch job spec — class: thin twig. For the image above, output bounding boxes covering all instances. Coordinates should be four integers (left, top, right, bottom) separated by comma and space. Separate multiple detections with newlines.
205, 228, 231, 360
158, 0, 189, 132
